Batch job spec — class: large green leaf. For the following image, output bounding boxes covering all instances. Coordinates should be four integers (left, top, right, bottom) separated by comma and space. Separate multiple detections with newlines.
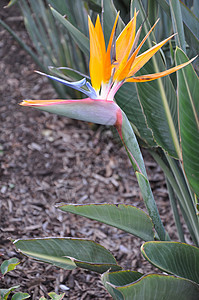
141, 241, 199, 284
58, 203, 154, 241
131, 0, 180, 158
115, 274, 199, 300
116, 83, 157, 147
101, 270, 143, 300
175, 48, 199, 197
169, 0, 186, 52
14, 238, 121, 273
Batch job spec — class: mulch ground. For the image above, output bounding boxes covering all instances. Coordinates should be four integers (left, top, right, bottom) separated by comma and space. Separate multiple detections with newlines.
0, 1, 186, 299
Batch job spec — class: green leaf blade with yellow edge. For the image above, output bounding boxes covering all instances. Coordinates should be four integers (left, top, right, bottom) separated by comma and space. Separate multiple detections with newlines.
101, 270, 143, 300
14, 238, 121, 274
58, 203, 155, 241
141, 241, 199, 284
1, 258, 20, 276
115, 274, 199, 300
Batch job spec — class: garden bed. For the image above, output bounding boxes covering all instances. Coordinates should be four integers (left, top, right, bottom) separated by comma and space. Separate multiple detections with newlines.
0, 2, 184, 299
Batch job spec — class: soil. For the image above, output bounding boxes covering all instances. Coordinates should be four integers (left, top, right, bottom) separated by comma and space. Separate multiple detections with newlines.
0, 1, 184, 299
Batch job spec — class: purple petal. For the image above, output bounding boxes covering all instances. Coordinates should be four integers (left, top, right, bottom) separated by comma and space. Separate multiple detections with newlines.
36, 71, 97, 98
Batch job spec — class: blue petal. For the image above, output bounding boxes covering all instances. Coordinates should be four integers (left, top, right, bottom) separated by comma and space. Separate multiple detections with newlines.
86, 81, 98, 99
36, 71, 96, 98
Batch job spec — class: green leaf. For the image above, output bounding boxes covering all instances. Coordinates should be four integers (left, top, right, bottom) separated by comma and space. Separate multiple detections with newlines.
0, 286, 20, 300
39, 293, 65, 300
169, 0, 186, 52
0, 18, 43, 70
103, 0, 124, 45
58, 203, 154, 241
147, 0, 159, 27
102, 270, 143, 300
131, 0, 180, 158
180, 2, 199, 55
135, 172, 166, 241
156, 0, 199, 55
50, 6, 89, 55
193, 0, 199, 19
4, 0, 19, 8
175, 48, 199, 197
84, 0, 102, 13
141, 241, 199, 284
11, 293, 30, 300
116, 83, 157, 148
116, 274, 199, 300
48, 292, 65, 300
1, 258, 20, 275
14, 238, 121, 273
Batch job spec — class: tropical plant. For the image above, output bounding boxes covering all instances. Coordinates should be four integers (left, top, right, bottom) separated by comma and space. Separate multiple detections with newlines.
1, 0, 199, 299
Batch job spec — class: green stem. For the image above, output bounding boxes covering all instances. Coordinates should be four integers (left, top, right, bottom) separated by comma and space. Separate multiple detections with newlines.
165, 178, 185, 242
180, 162, 196, 210
150, 151, 182, 200
120, 112, 167, 241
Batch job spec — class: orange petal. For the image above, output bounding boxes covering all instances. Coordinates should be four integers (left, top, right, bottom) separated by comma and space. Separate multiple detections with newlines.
114, 10, 137, 81
116, 10, 137, 63
129, 19, 159, 65
119, 20, 159, 80
95, 15, 106, 58
104, 12, 119, 83
128, 34, 175, 77
20, 99, 69, 106
125, 57, 196, 82
88, 16, 104, 91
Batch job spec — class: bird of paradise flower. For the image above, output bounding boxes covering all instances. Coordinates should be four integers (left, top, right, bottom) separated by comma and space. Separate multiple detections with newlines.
20, 9, 195, 240
20, 10, 194, 132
